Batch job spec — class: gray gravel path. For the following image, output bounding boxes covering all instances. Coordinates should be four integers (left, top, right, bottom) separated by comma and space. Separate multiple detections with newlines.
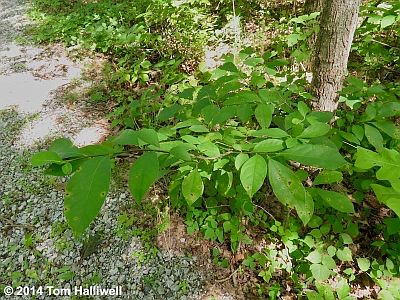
0, 0, 207, 299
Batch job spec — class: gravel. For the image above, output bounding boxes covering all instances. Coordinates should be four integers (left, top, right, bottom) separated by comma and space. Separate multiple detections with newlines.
0, 0, 207, 299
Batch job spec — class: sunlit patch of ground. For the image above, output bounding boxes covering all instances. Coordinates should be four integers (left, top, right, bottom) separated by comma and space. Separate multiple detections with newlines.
0, 42, 111, 148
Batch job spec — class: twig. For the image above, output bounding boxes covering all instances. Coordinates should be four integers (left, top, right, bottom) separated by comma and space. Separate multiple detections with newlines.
215, 267, 240, 283
0, 217, 35, 230
255, 204, 277, 221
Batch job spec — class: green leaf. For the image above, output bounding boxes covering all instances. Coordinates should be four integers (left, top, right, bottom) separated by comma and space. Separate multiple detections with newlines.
306, 250, 322, 264
189, 125, 209, 133
364, 124, 384, 152
62, 163, 73, 175
240, 155, 267, 198
356, 148, 400, 191
357, 258, 370, 272
49, 138, 81, 159
137, 128, 160, 147
327, 246, 336, 257
316, 189, 355, 213
79, 143, 121, 156
310, 263, 331, 281
128, 152, 159, 203
340, 233, 353, 244
32, 151, 63, 167
336, 279, 351, 299
381, 15, 396, 28
371, 184, 400, 217
182, 168, 204, 205
251, 128, 290, 138
316, 283, 335, 300
235, 153, 249, 170
253, 139, 284, 153
64, 156, 111, 237
197, 141, 220, 158
112, 129, 139, 145
255, 103, 274, 129
336, 247, 353, 262
158, 104, 181, 121
268, 159, 314, 225
322, 255, 336, 270
170, 145, 192, 161
287, 33, 301, 47
298, 123, 330, 138
281, 144, 346, 170
314, 170, 343, 185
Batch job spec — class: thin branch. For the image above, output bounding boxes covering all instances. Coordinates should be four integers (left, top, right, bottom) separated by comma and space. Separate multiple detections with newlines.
255, 204, 277, 221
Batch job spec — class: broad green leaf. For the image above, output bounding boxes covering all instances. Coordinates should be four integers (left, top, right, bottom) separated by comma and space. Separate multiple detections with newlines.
314, 170, 343, 185
306, 250, 322, 264
298, 123, 330, 138
336, 279, 351, 300
170, 145, 192, 161
372, 120, 398, 138
158, 104, 181, 121
49, 138, 81, 159
281, 144, 346, 170
310, 263, 331, 281
182, 168, 204, 206
216, 171, 233, 195
137, 128, 159, 147
197, 141, 220, 158
352, 125, 364, 141
79, 143, 121, 156
322, 255, 336, 270
255, 103, 274, 129
223, 91, 261, 106
356, 148, 400, 191
112, 129, 139, 145
253, 139, 284, 153
240, 155, 267, 198
244, 57, 264, 66
357, 258, 370, 272
250, 128, 290, 138
32, 151, 63, 167
371, 184, 400, 217
316, 189, 355, 213
336, 247, 353, 262
364, 124, 384, 152
211, 106, 236, 125
327, 246, 336, 257
268, 159, 314, 224
128, 152, 159, 203
64, 156, 111, 237
381, 15, 396, 28
354, 147, 382, 169
235, 153, 249, 170
316, 283, 335, 300
189, 125, 209, 133
340, 233, 353, 244
287, 33, 301, 47
298, 101, 309, 117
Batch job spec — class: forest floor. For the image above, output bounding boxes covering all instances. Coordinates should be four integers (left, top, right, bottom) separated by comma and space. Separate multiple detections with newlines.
0, 1, 238, 299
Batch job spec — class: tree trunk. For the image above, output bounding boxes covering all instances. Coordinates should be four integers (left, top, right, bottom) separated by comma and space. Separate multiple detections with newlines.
305, 0, 324, 15
304, 0, 325, 70
311, 0, 361, 112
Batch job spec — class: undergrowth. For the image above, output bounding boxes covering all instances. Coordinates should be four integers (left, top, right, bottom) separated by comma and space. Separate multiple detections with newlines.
27, 0, 400, 298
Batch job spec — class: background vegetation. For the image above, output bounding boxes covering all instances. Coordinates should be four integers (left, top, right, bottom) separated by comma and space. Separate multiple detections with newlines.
29, 0, 400, 298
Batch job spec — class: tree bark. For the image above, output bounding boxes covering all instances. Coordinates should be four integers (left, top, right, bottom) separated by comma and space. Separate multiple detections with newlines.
305, 0, 324, 15
311, 0, 361, 112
